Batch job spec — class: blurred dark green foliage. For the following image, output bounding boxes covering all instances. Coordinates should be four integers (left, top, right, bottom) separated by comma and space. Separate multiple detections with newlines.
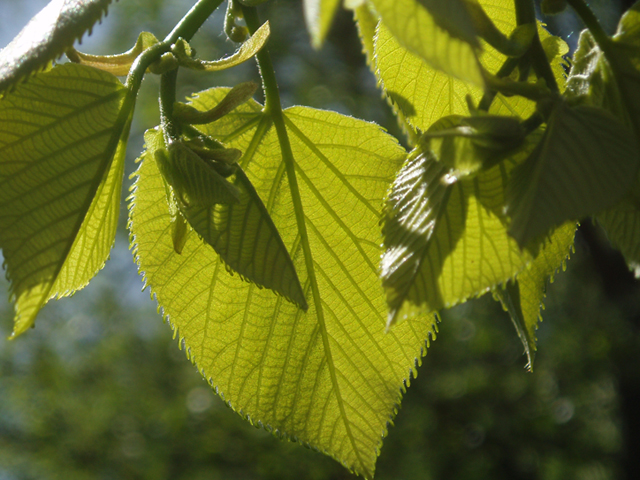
1, 0, 639, 479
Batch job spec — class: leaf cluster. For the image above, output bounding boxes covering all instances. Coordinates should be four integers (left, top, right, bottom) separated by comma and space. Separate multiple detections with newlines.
1, 0, 639, 477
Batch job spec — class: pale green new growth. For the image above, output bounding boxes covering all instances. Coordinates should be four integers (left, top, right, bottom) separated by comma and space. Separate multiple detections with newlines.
304, 0, 342, 48
0, 63, 128, 337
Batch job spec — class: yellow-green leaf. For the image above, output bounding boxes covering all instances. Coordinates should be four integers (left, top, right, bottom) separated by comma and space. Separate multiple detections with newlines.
381, 134, 540, 327
129, 88, 437, 478
0, 63, 129, 337
0, 0, 116, 93
369, 0, 484, 85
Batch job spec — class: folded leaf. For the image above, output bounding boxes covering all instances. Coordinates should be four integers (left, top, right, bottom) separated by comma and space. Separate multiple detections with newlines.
129, 88, 437, 478
0, 63, 129, 336
0, 0, 116, 93
506, 102, 639, 247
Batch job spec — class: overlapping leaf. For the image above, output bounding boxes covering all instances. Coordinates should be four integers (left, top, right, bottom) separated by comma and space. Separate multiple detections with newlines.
0, 63, 129, 336
381, 134, 540, 327
371, 1, 567, 133
129, 88, 437, 478
369, 0, 484, 85
506, 102, 639, 247
0, 0, 116, 93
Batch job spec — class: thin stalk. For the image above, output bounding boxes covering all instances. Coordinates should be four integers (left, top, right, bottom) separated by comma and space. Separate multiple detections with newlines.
514, 0, 559, 93
478, 57, 520, 111
566, 0, 610, 48
240, 4, 367, 472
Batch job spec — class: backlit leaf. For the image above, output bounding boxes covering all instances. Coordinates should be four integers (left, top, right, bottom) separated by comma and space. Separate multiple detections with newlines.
372, 1, 567, 134
0, 63, 129, 336
381, 134, 540, 327
129, 88, 437, 477
369, 0, 483, 85
506, 102, 639, 247
0, 0, 116, 93
597, 188, 640, 277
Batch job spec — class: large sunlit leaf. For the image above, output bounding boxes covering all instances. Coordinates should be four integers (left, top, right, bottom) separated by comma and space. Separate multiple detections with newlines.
129, 88, 437, 478
506, 102, 639, 247
381, 133, 541, 327
369, 0, 483, 85
0, 63, 129, 337
0, 0, 116, 93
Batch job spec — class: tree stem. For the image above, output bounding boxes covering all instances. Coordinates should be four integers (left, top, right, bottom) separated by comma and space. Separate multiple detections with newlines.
566, 0, 611, 49
514, 0, 559, 93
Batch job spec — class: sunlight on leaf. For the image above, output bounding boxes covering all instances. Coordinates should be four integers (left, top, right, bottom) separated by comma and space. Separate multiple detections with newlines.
506, 102, 639, 247
129, 88, 437, 478
0, 0, 116, 93
369, 0, 483, 85
0, 63, 129, 337
381, 133, 541, 327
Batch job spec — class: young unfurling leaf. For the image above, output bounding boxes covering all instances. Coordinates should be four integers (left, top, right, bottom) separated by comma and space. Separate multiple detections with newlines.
66, 31, 159, 76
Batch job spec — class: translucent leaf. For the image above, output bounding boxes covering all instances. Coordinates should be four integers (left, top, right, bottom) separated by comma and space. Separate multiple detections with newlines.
369, 0, 483, 85
372, 1, 566, 133
506, 102, 639, 247
146, 128, 307, 310
496, 222, 575, 370
304, 0, 342, 48
0, 0, 116, 93
381, 134, 540, 327
175, 22, 271, 72
129, 89, 437, 477
0, 63, 129, 336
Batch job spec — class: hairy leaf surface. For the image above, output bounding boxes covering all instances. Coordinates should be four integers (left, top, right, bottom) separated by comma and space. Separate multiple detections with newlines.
0, 63, 129, 336
0, 0, 116, 93
129, 89, 436, 477
506, 102, 639, 246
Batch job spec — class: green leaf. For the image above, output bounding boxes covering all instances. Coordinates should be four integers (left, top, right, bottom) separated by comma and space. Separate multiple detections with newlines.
506, 102, 639, 247
495, 222, 575, 370
146, 128, 307, 310
304, 0, 342, 48
0, 0, 116, 94
174, 21, 271, 72
369, 0, 484, 85
372, 2, 567, 134
381, 134, 540, 327
597, 188, 640, 276
130, 88, 437, 478
0, 63, 129, 337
